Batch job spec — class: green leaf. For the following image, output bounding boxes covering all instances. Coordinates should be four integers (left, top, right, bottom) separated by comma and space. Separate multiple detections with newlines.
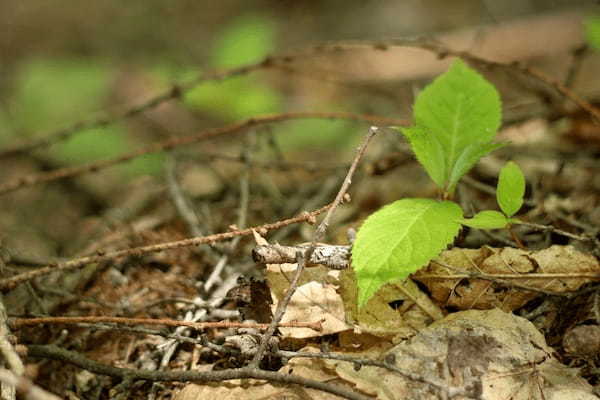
447, 141, 506, 193
352, 199, 462, 307
413, 59, 501, 188
585, 16, 600, 51
460, 210, 509, 229
400, 126, 447, 188
497, 161, 525, 217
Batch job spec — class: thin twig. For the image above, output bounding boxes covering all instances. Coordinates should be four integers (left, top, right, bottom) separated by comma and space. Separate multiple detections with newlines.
563, 45, 588, 90
26, 344, 370, 400
5, 40, 593, 196
518, 221, 594, 242
0, 203, 332, 291
185, 151, 347, 172
10, 316, 321, 331
0, 40, 412, 159
250, 126, 378, 368
32, 316, 468, 398
0, 112, 404, 196
272, 175, 343, 243
276, 350, 468, 398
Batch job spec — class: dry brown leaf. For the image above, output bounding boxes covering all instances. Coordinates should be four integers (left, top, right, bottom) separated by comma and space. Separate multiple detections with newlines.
328, 309, 594, 400
275, 280, 350, 338
413, 245, 600, 311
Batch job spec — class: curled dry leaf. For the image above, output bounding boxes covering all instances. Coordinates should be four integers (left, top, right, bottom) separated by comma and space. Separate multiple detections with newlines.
413, 245, 600, 311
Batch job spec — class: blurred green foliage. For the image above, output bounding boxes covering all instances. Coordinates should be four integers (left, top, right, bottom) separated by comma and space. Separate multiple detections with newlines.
11, 59, 112, 133
183, 14, 283, 120
181, 13, 356, 150
280, 119, 358, 150
184, 76, 283, 121
2, 12, 357, 183
6, 58, 162, 175
585, 15, 600, 50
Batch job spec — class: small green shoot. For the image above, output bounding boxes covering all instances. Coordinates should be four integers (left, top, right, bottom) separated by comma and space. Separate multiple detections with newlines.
496, 161, 526, 218
400, 59, 503, 195
460, 210, 509, 229
352, 59, 528, 307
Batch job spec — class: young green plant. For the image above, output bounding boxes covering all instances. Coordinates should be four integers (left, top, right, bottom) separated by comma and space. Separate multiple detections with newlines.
351, 59, 526, 307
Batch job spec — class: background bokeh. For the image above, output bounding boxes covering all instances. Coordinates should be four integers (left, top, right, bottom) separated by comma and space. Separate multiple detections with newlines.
0, 0, 597, 258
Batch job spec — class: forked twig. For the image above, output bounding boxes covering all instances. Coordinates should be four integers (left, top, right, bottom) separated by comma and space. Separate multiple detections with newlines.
249, 126, 378, 368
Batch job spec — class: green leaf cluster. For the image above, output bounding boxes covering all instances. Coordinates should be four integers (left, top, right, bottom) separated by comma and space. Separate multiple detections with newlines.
400, 59, 503, 194
352, 59, 530, 307
461, 161, 525, 229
